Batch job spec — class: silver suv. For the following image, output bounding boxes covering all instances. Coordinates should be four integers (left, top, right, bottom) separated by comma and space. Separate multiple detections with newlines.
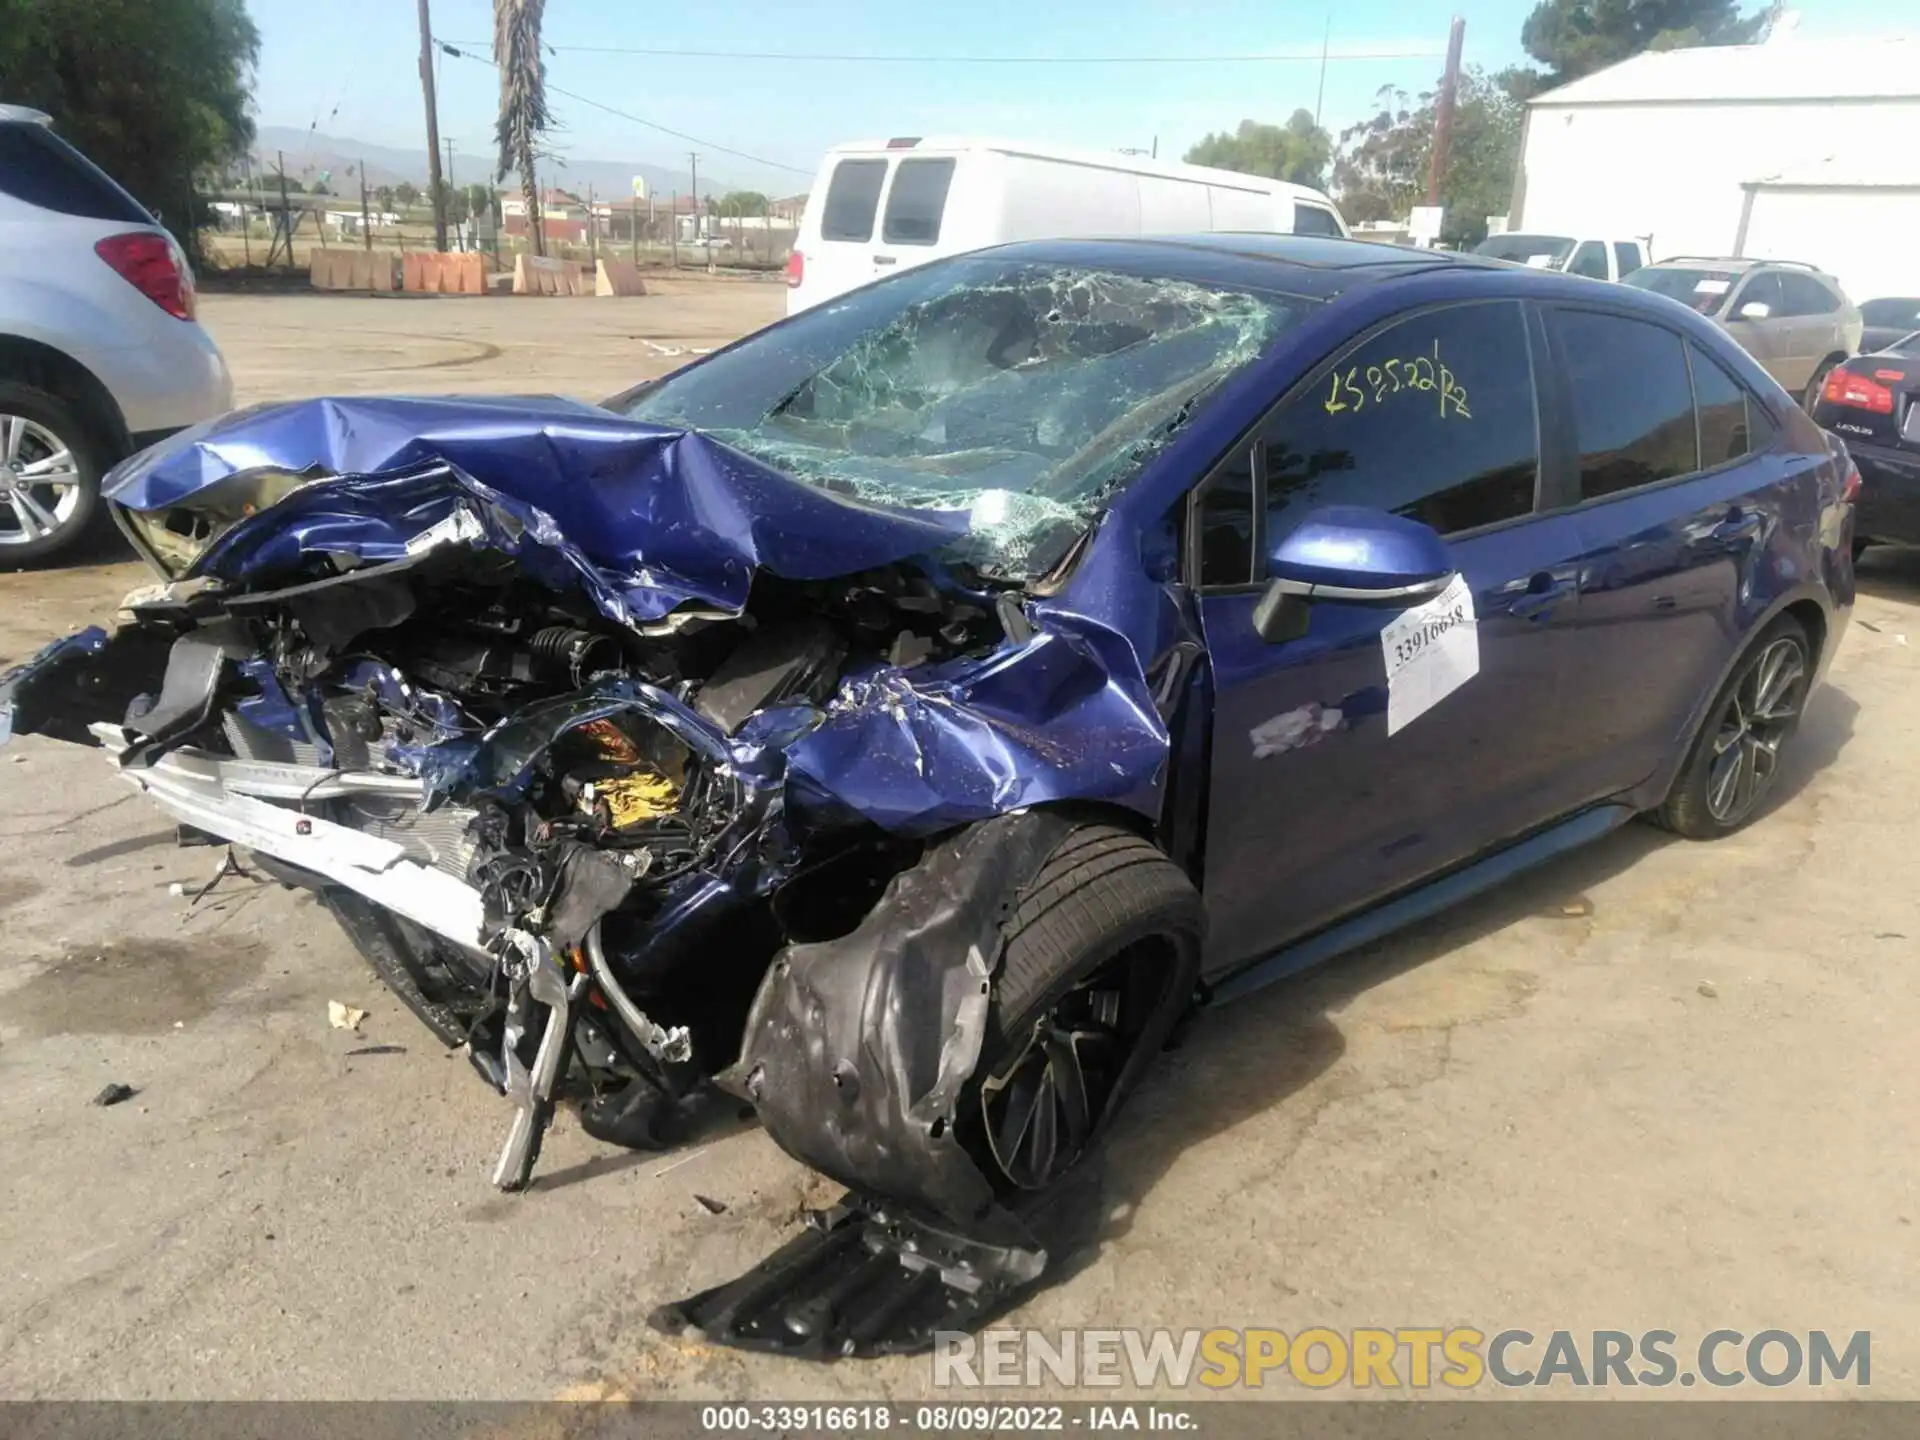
1623, 257, 1862, 410
0, 105, 233, 561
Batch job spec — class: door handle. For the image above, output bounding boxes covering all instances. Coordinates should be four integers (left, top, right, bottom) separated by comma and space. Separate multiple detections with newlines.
1506, 570, 1576, 620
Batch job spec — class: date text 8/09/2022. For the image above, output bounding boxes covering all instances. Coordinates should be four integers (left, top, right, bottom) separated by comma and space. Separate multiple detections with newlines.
700, 1405, 1197, 1432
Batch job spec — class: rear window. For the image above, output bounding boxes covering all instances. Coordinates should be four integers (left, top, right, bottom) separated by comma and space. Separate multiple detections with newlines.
1622, 265, 1739, 317
1291, 202, 1342, 237
1612, 241, 1644, 277
0, 122, 152, 224
1473, 234, 1574, 268
820, 159, 887, 243
882, 158, 955, 246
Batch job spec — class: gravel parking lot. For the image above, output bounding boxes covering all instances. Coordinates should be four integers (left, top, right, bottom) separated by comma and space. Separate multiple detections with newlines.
2, 280, 1916, 1401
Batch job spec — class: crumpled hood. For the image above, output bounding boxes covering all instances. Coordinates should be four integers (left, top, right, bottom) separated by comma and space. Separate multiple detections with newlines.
106, 394, 971, 617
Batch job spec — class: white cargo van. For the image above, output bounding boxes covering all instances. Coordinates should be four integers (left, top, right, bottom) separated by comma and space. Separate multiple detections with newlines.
785, 136, 1349, 313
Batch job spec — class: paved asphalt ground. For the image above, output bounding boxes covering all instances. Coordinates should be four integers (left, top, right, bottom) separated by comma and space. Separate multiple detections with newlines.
1, 279, 1915, 1401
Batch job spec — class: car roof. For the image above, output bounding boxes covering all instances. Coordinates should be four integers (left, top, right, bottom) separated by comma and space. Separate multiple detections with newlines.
968, 234, 1503, 300
1641, 256, 1838, 278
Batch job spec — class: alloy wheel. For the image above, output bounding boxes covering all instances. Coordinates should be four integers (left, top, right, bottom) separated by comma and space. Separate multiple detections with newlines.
1706, 636, 1808, 825
978, 941, 1166, 1191
0, 413, 85, 548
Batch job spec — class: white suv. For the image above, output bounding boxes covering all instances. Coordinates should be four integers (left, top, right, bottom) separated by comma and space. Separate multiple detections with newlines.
0, 105, 233, 561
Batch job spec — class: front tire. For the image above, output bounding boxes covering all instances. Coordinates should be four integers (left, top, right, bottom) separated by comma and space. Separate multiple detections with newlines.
960, 823, 1202, 1196
1653, 616, 1812, 839
0, 382, 105, 563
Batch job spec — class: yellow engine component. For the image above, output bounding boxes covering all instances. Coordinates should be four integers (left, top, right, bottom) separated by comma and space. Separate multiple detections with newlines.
584, 766, 682, 828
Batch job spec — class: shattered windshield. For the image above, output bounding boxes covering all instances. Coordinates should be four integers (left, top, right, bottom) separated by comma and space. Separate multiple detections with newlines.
620, 257, 1306, 577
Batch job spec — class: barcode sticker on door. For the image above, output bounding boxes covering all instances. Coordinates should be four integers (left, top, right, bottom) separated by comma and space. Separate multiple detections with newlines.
1381, 573, 1479, 735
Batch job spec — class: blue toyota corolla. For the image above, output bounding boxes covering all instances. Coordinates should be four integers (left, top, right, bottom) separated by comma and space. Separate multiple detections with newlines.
0, 236, 1856, 1353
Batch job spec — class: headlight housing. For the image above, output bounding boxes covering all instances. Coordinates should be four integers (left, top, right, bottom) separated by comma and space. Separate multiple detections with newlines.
114, 470, 319, 580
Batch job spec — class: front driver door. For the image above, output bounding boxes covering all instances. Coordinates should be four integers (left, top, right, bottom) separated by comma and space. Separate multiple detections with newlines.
1192, 299, 1588, 976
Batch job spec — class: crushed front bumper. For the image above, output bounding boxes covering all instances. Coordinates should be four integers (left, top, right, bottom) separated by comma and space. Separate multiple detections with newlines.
82, 722, 491, 955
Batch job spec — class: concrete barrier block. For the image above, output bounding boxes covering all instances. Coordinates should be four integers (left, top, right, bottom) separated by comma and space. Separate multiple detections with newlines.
595, 258, 647, 296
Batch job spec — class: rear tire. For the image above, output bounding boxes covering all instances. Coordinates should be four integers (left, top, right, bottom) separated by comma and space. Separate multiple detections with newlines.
959, 823, 1202, 1196
1652, 616, 1812, 839
0, 381, 105, 564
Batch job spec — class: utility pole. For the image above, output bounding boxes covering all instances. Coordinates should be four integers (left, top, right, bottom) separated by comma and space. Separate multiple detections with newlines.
443, 137, 460, 249
359, 158, 371, 251
587, 182, 598, 267
1314, 15, 1331, 129
416, 0, 448, 252
670, 190, 678, 268
1425, 15, 1466, 208
688, 152, 700, 240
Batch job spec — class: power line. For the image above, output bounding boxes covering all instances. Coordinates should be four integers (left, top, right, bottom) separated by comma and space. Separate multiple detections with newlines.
435, 42, 814, 175
443, 39, 1444, 65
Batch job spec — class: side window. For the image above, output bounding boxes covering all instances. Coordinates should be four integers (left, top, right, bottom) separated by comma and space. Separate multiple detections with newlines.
1613, 242, 1644, 277
1731, 271, 1783, 319
881, 158, 955, 245
1292, 202, 1342, 237
1691, 344, 1756, 465
1568, 241, 1609, 279
820, 159, 888, 242
1550, 309, 1698, 499
1195, 449, 1256, 587
1776, 273, 1840, 316
1261, 302, 1539, 549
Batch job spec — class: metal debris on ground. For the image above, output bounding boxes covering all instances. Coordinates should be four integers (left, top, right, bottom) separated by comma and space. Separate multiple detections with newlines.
694, 1194, 728, 1215
345, 1045, 407, 1057
91, 1082, 137, 1107
328, 1001, 368, 1031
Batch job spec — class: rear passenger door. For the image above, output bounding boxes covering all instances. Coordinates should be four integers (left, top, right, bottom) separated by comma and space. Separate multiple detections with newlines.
872, 156, 958, 279
1774, 273, 1845, 392
808, 158, 890, 299
1542, 307, 1778, 803
1724, 271, 1794, 388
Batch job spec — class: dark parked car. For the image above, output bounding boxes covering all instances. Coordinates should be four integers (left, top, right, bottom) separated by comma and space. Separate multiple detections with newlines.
1860, 297, 1920, 356
1813, 326, 1920, 554
0, 236, 1857, 1355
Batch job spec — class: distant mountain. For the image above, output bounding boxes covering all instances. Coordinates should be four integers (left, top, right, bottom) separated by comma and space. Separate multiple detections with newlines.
249, 126, 743, 201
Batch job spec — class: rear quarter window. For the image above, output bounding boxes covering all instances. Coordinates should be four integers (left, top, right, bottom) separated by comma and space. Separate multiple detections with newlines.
881, 158, 956, 245
0, 122, 152, 224
820, 159, 888, 242
1291, 203, 1342, 237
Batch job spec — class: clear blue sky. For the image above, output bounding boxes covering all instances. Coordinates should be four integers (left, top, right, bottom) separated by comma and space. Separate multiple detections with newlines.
248, 0, 1866, 194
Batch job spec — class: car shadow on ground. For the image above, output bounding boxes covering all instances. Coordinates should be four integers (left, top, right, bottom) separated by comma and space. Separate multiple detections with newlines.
1854, 544, 1920, 607
1034, 677, 1860, 1280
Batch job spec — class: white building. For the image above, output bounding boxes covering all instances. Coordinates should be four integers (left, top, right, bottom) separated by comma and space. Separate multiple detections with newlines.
1508, 32, 1920, 303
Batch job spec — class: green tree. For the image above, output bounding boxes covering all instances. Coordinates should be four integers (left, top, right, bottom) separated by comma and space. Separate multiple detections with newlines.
464, 183, 495, 222
0, 0, 258, 241
309, 180, 331, 197
1511, 0, 1774, 92
393, 180, 420, 208
374, 184, 396, 212
494, 0, 552, 256
1184, 111, 1333, 190
714, 190, 769, 218
1334, 68, 1523, 245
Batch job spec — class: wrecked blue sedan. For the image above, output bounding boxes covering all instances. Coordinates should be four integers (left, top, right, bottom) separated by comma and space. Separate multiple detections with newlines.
0, 237, 1855, 1355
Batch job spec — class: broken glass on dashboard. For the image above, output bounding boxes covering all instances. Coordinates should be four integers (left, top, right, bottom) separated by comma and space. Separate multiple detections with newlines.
621, 260, 1304, 578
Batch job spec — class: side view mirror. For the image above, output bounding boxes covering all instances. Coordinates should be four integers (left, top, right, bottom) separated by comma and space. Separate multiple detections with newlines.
1735, 301, 1772, 320
1252, 506, 1457, 643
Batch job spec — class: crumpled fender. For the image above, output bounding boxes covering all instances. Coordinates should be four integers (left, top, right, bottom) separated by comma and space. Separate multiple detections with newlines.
723, 807, 1078, 1224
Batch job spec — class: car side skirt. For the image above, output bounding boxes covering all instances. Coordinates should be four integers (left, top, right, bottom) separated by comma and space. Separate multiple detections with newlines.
1211, 803, 1636, 1004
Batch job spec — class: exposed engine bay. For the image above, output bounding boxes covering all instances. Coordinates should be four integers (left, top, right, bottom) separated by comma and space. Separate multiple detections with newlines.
0, 388, 1210, 1357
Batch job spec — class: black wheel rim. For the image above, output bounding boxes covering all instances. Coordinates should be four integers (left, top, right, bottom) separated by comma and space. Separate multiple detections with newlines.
1706, 635, 1807, 825
977, 939, 1171, 1192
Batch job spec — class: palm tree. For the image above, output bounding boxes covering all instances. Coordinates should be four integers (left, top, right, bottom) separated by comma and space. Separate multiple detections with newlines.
493, 0, 550, 257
